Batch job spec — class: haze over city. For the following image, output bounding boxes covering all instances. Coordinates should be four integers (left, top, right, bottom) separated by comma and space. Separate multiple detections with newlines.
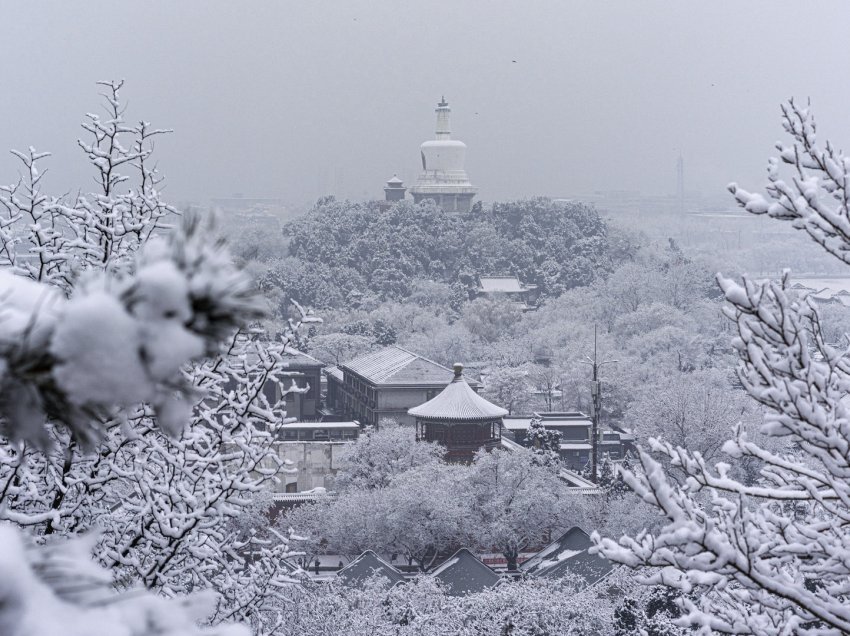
3, 1, 850, 205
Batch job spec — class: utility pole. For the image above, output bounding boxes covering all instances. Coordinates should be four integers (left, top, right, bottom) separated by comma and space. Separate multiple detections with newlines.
580, 326, 617, 484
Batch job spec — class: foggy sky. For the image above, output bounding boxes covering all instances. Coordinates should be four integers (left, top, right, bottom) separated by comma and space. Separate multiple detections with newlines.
2, 1, 850, 208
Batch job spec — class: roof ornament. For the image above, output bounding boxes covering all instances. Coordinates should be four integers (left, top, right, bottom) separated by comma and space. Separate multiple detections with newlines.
453, 362, 463, 379
439, 95, 449, 107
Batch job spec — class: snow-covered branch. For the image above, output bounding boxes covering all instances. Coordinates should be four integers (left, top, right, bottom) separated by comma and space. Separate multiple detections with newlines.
594, 101, 850, 635
0, 215, 265, 447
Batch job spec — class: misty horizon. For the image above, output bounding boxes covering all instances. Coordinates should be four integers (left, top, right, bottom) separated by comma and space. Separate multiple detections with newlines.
3, 1, 850, 209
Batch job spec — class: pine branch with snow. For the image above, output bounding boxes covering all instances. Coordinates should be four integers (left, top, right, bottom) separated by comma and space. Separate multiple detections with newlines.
0, 213, 266, 447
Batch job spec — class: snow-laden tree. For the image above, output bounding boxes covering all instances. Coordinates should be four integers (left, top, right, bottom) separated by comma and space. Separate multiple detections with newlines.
378, 462, 469, 572
273, 570, 623, 636
92, 331, 306, 634
626, 368, 755, 465
0, 217, 264, 447
0, 526, 247, 636
0, 82, 313, 635
332, 421, 443, 491
305, 332, 374, 366
595, 100, 850, 634
462, 447, 576, 571
525, 414, 562, 465
283, 428, 465, 571
483, 363, 532, 415
0, 80, 176, 292
283, 427, 579, 574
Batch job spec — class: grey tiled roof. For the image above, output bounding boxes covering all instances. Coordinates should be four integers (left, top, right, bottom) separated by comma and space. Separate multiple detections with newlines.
408, 375, 507, 421
337, 551, 406, 588
431, 548, 501, 596
342, 346, 478, 387
522, 527, 613, 586
536, 549, 613, 585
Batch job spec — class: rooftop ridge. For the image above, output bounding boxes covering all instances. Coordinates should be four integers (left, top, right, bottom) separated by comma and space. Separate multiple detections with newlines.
343, 345, 479, 386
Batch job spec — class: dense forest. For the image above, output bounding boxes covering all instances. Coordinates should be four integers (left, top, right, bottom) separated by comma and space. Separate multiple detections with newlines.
250, 196, 630, 310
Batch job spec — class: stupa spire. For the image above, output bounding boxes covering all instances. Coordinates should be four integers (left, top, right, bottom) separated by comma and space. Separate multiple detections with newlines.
435, 97, 451, 140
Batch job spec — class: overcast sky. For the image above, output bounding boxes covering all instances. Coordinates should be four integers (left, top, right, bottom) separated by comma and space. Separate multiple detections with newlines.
2, 1, 850, 208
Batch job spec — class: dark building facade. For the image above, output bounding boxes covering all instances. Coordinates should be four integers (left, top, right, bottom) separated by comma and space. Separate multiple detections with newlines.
277, 349, 324, 421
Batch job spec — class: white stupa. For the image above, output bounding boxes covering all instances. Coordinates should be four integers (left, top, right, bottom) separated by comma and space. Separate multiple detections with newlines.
409, 97, 477, 212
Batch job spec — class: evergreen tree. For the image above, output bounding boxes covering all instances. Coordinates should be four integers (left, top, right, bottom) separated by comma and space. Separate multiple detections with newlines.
525, 416, 562, 466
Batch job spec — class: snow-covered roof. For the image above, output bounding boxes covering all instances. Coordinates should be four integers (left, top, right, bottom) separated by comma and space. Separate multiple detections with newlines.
408, 365, 507, 421
324, 365, 343, 381
557, 469, 601, 490
500, 436, 525, 452
279, 421, 360, 429
503, 417, 534, 431
560, 443, 592, 451
271, 490, 333, 503
431, 548, 501, 596
522, 527, 592, 575
281, 346, 324, 367
538, 412, 592, 424
478, 276, 530, 293
343, 345, 479, 387
337, 550, 406, 588
541, 411, 586, 417
535, 552, 613, 586
765, 277, 850, 307
503, 415, 592, 431
521, 527, 612, 585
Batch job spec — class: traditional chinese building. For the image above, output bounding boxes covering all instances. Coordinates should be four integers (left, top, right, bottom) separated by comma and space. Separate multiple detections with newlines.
383, 174, 407, 202
325, 346, 481, 427
409, 363, 507, 463
475, 275, 540, 310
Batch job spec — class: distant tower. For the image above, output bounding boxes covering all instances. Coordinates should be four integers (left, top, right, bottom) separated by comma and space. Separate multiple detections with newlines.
676, 153, 685, 214
409, 97, 478, 213
384, 174, 407, 202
